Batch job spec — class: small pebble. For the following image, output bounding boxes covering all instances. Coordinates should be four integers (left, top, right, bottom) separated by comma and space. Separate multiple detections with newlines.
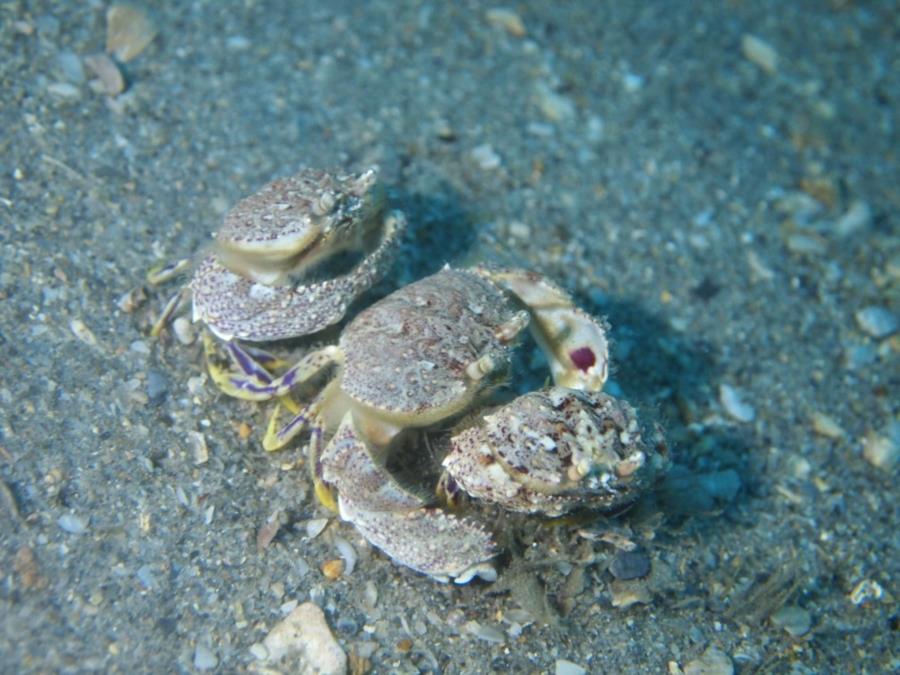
800, 176, 838, 209
47, 82, 81, 99
787, 455, 812, 480
771, 605, 812, 638
136, 565, 156, 590
485, 7, 526, 37
304, 518, 329, 540
193, 644, 218, 671
684, 646, 734, 675
775, 190, 822, 224
130, 340, 150, 355
535, 82, 575, 121
146, 370, 168, 403
844, 342, 876, 369
508, 221, 531, 239
188, 431, 209, 465
106, 3, 158, 62
471, 144, 501, 170
13, 20, 34, 36
833, 200, 871, 237
237, 422, 253, 441
249, 643, 269, 661
335, 616, 358, 636
364, 580, 378, 609
556, 659, 588, 675
256, 514, 282, 552
70, 319, 98, 347
741, 34, 778, 74
719, 384, 755, 423
434, 119, 456, 141
810, 411, 844, 439
116, 287, 146, 313
321, 558, 344, 581
862, 430, 898, 471
58, 513, 88, 534
621, 72, 644, 92
786, 233, 827, 256
849, 579, 884, 605
260, 602, 347, 673
226, 35, 252, 51
855, 306, 898, 339
84, 53, 126, 96
609, 550, 651, 580
333, 536, 357, 576
14, 546, 42, 589
172, 317, 195, 345
56, 51, 85, 83
464, 620, 506, 644
609, 578, 652, 608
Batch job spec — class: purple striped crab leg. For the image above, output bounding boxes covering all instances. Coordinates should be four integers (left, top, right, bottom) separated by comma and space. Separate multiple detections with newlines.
215, 344, 342, 402
226, 342, 275, 384
263, 388, 330, 452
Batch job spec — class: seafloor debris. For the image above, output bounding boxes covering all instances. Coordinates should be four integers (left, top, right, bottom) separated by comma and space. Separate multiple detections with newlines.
106, 3, 158, 62
252, 602, 347, 673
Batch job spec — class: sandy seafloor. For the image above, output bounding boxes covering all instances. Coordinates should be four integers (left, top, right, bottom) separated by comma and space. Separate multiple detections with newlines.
1, 1, 898, 673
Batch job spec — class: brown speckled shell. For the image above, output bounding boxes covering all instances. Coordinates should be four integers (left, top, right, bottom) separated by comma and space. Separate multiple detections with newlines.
340, 268, 518, 415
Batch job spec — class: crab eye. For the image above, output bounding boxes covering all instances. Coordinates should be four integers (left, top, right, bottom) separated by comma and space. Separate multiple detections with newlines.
569, 346, 596, 372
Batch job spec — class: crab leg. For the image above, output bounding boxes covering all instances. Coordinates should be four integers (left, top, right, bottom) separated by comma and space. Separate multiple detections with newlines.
146, 259, 193, 337
225, 342, 275, 384
464, 309, 530, 381
263, 386, 330, 451
208, 339, 342, 401
147, 258, 192, 285
320, 415, 498, 583
149, 285, 190, 338
475, 267, 609, 392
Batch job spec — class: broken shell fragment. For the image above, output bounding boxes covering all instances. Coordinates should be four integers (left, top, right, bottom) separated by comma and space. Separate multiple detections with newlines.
106, 3, 158, 62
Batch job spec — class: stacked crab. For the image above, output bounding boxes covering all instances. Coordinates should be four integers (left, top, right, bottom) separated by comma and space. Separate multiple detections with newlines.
154, 167, 668, 583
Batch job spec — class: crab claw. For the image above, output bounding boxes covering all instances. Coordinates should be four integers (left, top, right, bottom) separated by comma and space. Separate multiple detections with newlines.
320, 415, 497, 583
444, 387, 668, 516
338, 498, 498, 584
192, 210, 406, 342
474, 268, 609, 392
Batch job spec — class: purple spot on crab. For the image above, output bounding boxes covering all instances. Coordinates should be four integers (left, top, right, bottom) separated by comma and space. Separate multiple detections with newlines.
569, 346, 596, 372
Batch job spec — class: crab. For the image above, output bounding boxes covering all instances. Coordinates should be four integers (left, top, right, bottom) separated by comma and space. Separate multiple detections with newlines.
316, 385, 667, 582
209, 265, 617, 581
150, 166, 406, 342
